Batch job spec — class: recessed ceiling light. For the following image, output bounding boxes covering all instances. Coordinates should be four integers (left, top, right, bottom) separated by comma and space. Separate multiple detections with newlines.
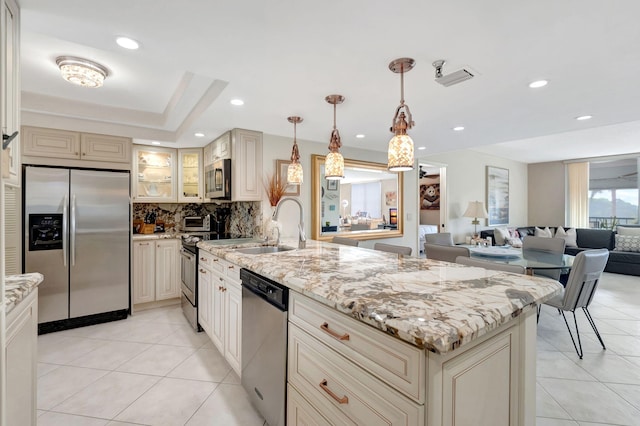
576, 115, 592, 121
194, 132, 205, 138
529, 80, 548, 88
453, 126, 465, 131
417, 146, 426, 150
116, 37, 139, 50
355, 134, 365, 139
151, 141, 161, 145
230, 99, 244, 106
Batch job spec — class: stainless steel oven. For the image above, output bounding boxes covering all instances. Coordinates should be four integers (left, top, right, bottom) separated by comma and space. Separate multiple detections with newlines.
205, 158, 231, 200
180, 244, 199, 331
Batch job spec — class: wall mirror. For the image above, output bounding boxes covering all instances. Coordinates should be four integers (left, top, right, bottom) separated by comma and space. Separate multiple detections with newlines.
311, 154, 404, 241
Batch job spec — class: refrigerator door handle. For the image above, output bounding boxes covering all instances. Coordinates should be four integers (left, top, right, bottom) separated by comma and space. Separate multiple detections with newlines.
63, 194, 69, 266
71, 193, 77, 266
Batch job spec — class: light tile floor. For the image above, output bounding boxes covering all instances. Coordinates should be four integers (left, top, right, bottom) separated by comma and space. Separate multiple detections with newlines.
37, 272, 640, 425
37, 305, 266, 426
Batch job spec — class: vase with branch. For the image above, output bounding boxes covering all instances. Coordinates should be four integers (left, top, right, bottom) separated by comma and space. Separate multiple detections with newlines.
263, 172, 286, 242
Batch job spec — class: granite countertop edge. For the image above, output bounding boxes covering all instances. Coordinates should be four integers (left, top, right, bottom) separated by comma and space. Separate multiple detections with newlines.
196, 239, 562, 354
4, 273, 44, 315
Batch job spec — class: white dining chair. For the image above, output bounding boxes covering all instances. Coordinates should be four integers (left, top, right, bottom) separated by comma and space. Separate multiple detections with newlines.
540, 249, 609, 359
424, 243, 469, 263
331, 236, 360, 247
425, 232, 454, 246
373, 243, 412, 256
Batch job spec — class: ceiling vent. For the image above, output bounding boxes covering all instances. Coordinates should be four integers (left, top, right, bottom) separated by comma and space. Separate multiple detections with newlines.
433, 60, 474, 87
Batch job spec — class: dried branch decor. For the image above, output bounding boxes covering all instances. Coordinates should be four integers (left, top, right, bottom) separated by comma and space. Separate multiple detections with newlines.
263, 172, 287, 207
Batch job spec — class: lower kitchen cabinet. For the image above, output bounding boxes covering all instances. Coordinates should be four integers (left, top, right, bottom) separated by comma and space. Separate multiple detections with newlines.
132, 239, 180, 306
197, 250, 242, 376
5, 289, 38, 426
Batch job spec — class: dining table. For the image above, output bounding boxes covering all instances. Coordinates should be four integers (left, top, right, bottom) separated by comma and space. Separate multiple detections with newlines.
467, 245, 575, 276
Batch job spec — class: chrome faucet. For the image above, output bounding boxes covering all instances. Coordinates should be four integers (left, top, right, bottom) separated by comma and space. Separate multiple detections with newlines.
272, 197, 306, 249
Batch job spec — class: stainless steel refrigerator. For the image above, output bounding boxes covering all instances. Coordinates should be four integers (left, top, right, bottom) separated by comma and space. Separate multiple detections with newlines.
24, 166, 130, 332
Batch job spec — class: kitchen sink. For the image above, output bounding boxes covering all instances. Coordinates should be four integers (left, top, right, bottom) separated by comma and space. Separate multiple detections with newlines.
234, 246, 294, 255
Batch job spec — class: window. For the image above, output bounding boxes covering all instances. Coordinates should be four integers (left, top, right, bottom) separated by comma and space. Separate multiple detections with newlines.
351, 181, 382, 218
589, 158, 639, 228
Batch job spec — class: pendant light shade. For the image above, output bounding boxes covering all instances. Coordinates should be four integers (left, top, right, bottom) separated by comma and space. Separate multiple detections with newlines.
324, 94, 345, 180
286, 116, 303, 185
387, 58, 416, 171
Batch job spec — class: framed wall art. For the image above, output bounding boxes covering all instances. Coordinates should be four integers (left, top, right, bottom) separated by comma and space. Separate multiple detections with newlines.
486, 166, 509, 225
276, 159, 300, 196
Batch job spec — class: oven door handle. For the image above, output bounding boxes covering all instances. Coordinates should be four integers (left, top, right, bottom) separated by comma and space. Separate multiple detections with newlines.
180, 248, 195, 261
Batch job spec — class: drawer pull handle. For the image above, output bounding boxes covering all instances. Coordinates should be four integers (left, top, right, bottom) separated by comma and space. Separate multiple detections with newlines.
319, 380, 348, 404
228, 265, 234, 269
200, 257, 207, 261
199, 269, 206, 273
320, 322, 350, 341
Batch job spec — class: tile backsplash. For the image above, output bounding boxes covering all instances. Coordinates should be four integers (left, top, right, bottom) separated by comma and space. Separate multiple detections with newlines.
133, 202, 261, 236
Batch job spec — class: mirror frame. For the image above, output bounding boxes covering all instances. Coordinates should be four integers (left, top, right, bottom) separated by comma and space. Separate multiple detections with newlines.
311, 154, 404, 241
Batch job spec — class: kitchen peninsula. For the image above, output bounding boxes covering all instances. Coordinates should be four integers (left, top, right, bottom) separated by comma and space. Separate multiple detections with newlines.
198, 239, 561, 426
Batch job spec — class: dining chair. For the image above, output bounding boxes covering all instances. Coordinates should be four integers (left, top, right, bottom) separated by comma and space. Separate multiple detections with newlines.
540, 248, 609, 359
373, 242, 412, 256
455, 256, 526, 274
331, 236, 360, 247
425, 232, 454, 246
522, 236, 566, 281
424, 243, 469, 263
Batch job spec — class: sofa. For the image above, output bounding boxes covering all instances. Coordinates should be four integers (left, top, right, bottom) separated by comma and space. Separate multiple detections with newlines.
480, 226, 640, 277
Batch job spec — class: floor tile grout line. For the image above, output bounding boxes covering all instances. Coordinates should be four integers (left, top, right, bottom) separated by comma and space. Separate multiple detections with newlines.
182, 382, 222, 425
535, 379, 579, 422
601, 381, 640, 413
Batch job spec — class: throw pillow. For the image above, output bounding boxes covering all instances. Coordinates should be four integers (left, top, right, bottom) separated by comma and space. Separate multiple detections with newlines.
615, 235, 640, 252
534, 226, 552, 238
494, 227, 510, 246
505, 236, 523, 248
555, 227, 578, 247
617, 226, 640, 236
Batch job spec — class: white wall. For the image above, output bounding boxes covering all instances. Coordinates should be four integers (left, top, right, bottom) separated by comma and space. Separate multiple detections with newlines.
420, 149, 528, 243
528, 161, 566, 226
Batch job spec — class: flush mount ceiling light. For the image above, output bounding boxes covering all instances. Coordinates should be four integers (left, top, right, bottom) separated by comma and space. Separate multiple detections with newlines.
324, 94, 345, 180
388, 58, 416, 171
433, 59, 474, 87
576, 115, 593, 121
287, 116, 304, 185
529, 80, 548, 88
56, 56, 109, 88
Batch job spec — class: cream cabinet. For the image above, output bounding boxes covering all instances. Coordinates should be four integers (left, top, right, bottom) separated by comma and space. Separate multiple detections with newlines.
287, 292, 533, 426
133, 239, 180, 306
132, 145, 177, 202
1, 0, 20, 186
5, 289, 38, 426
198, 250, 242, 376
22, 126, 131, 165
204, 131, 231, 167
178, 148, 204, 202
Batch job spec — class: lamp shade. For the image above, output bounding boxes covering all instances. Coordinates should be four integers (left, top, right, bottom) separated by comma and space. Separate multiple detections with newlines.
325, 152, 344, 180
463, 201, 488, 219
388, 134, 414, 171
287, 162, 303, 185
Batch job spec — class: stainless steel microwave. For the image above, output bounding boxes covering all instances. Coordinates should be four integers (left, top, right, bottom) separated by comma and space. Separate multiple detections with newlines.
205, 159, 231, 200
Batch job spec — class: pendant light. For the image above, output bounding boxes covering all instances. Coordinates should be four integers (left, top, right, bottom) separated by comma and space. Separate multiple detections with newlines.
324, 94, 345, 180
286, 116, 303, 185
387, 58, 416, 171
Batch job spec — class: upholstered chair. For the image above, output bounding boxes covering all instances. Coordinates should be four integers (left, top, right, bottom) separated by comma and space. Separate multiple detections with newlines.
373, 243, 412, 256
424, 243, 469, 263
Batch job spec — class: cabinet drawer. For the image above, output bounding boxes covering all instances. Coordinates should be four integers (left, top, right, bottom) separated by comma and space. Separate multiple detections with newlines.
287, 383, 332, 426
219, 258, 241, 283
288, 325, 423, 426
199, 251, 223, 274
289, 293, 425, 403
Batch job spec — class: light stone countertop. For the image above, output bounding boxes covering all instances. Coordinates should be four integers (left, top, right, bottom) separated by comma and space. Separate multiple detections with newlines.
197, 239, 562, 354
132, 233, 182, 241
4, 273, 44, 314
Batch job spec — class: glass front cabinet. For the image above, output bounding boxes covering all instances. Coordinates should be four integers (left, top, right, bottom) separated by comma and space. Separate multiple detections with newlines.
178, 148, 204, 203
132, 145, 177, 202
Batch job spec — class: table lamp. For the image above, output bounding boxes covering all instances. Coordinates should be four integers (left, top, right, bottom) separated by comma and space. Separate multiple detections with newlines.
463, 201, 488, 238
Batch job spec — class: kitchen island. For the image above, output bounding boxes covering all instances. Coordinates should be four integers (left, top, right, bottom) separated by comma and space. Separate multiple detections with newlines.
197, 239, 561, 426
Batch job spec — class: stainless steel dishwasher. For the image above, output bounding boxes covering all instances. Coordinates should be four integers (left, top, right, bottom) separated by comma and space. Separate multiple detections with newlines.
240, 268, 289, 426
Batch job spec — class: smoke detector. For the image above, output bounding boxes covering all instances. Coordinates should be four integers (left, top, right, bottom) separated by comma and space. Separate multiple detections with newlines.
433, 60, 474, 87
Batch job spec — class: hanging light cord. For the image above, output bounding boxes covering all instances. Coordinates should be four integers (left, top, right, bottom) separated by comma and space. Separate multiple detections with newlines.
328, 102, 341, 153
391, 64, 414, 134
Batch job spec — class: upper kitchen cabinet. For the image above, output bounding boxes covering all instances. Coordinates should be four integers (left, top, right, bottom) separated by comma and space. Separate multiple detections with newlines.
232, 129, 263, 201
178, 148, 204, 203
204, 128, 263, 201
204, 131, 231, 167
1, 0, 20, 186
21, 126, 131, 170
132, 145, 177, 202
